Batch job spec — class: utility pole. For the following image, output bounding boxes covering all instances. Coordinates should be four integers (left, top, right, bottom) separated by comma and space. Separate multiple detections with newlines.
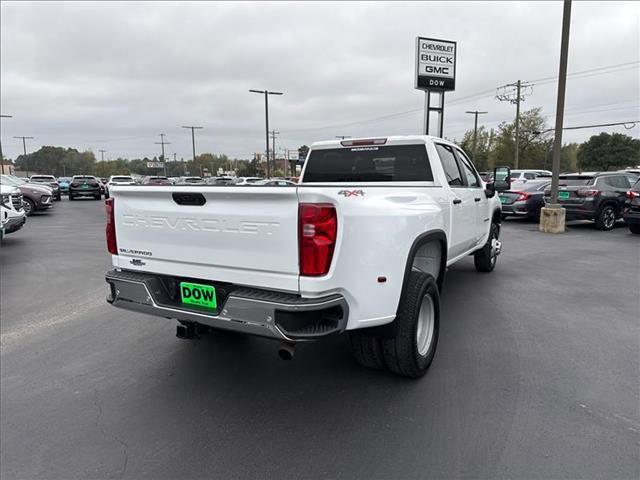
249, 89, 283, 178
270, 130, 279, 177
335, 135, 351, 140
465, 111, 488, 160
14, 136, 34, 177
542, 0, 572, 234
0, 114, 12, 175
99, 150, 106, 162
496, 80, 532, 169
181, 125, 203, 167
155, 133, 170, 176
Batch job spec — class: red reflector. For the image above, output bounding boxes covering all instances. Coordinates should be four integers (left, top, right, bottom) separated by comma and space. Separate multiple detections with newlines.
105, 198, 117, 255
627, 190, 640, 199
299, 203, 337, 276
340, 138, 387, 147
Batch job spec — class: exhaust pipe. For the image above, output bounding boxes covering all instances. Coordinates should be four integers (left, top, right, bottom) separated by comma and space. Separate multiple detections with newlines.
278, 343, 295, 361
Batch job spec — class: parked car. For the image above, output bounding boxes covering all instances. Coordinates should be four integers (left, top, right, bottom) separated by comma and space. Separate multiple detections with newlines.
142, 176, 172, 185
178, 176, 205, 184
105, 175, 136, 198
1, 174, 53, 216
252, 179, 297, 186
0, 185, 27, 237
235, 176, 262, 185
623, 179, 640, 234
29, 175, 61, 201
69, 175, 102, 200
105, 135, 511, 378
57, 177, 72, 195
499, 179, 550, 220
206, 176, 237, 186
543, 172, 638, 230
510, 169, 552, 182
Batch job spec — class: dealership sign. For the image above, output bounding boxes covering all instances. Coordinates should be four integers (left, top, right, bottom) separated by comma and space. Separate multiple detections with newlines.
147, 161, 164, 168
415, 37, 456, 91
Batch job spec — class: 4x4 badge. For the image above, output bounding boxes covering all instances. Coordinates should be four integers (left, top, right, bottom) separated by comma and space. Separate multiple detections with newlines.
338, 189, 365, 197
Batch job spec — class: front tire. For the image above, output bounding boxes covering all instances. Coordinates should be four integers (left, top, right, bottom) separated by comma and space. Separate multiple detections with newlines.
629, 223, 640, 234
474, 222, 500, 272
380, 272, 440, 378
595, 205, 616, 230
23, 198, 35, 216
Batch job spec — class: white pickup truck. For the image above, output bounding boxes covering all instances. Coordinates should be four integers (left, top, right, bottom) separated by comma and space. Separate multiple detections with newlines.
105, 135, 510, 378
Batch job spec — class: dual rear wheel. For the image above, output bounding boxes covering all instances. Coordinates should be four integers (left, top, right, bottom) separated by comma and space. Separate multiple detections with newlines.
350, 271, 440, 378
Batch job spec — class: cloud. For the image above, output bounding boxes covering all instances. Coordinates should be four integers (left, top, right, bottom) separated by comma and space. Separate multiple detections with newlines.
1, 1, 638, 161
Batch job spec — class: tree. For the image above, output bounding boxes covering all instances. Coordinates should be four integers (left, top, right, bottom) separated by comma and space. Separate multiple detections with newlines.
577, 132, 640, 171
456, 127, 495, 171
488, 108, 551, 170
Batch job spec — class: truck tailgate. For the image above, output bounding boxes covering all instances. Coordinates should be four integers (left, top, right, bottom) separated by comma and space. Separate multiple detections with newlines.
111, 186, 300, 292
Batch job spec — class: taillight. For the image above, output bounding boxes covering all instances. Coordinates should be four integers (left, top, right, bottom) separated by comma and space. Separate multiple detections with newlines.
299, 203, 337, 276
576, 189, 600, 197
513, 191, 531, 202
627, 190, 640, 199
105, 197, 117, 254
71, 182, 79, 187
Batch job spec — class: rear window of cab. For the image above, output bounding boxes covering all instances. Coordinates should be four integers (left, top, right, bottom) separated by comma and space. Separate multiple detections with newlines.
303, 144, 434, 183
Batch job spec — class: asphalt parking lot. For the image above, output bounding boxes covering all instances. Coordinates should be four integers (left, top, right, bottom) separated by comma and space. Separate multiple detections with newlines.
1, 198, 638, 480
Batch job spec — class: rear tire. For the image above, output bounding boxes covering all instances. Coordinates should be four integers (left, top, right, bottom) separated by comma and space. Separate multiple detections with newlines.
474, 222, 500, 272
349, 330, 386, 370
380, 272, 440, 378
629, 223, 640, 234
595, 205, 617, 230
94, 193, 101, 200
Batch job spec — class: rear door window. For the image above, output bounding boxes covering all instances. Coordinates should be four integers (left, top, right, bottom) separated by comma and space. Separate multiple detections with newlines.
435, 144, 463, 187
303, 144, 433, 182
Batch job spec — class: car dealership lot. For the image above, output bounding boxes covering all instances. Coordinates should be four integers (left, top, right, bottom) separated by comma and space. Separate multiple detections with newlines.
1, 199, 638, 479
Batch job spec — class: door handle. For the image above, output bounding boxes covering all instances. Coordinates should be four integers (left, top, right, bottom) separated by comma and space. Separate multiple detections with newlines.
474, 197, 481, 202
453, 198, 462, 205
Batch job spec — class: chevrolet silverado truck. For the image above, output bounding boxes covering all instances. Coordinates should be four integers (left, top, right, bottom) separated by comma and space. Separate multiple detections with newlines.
105, 135, 510, 378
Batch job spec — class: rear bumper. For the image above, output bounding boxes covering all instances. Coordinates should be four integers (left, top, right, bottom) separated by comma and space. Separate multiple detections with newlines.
105, 269, 348, 342
70, 189, 100, 196
623, 210, 640, 225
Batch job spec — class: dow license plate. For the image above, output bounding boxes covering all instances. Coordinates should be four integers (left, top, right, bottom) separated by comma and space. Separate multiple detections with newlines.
499, 195, 508, 204
180, 282, 217, 310
558, 191, 570, 200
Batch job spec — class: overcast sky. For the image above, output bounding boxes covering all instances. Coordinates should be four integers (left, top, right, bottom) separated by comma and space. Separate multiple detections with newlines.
1, 1, 638, 161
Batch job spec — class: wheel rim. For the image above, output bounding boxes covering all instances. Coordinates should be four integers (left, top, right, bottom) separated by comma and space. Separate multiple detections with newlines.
23, 201, 32, 215
416, 294, 435, 356
603, 208, 615, 228
490, 230, 499, 267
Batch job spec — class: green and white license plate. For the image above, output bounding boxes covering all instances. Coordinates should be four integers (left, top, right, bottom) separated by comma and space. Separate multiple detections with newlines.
499, 195, 508, 204
558, 191, 570, 200
180, 282, 217, 310
82, 184, 89, 189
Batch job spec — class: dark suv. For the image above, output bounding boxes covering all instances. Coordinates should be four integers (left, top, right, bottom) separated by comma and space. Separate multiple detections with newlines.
623, 179, 640, 234
544, 172, 637, 230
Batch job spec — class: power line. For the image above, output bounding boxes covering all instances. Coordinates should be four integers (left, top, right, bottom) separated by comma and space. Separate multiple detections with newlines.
280, 61, 639, 135
536, 120, 639, 134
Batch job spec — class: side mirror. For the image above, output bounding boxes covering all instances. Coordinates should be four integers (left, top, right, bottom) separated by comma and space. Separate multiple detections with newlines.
493, 166, 511, 193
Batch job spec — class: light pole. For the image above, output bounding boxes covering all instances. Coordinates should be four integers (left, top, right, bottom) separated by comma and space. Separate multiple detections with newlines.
0, 114, 12, 175
249, 89, 283, 178
14, 136, 34, 177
